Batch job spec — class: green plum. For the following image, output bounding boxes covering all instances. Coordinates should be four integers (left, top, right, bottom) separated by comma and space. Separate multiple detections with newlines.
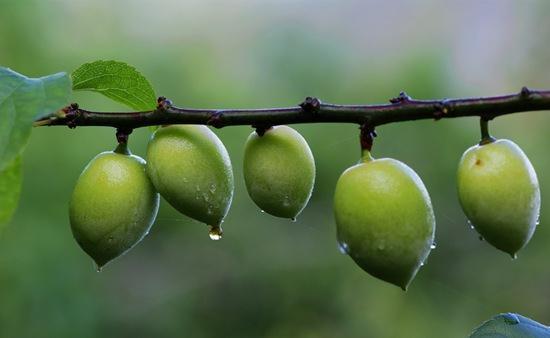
146, 125, 233, 236
69, 143, 160, 269
243, 126, 315, 219
334, 151, 435, 290
457, 139, 540, 257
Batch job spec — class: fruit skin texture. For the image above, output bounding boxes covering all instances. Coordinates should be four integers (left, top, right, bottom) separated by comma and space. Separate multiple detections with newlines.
146, 125, 234, 226
457, 139, 540, 256
69, 146, 160, 268
243, 126, 315, 219
334, 155, 435, 290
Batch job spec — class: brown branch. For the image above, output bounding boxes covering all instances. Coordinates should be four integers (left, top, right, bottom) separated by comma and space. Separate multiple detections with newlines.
34, 88, 550, 129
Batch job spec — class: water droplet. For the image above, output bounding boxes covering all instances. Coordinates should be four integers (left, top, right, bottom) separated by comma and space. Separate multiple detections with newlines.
260, 210, 265, 213
107, 236, 114, 242
420, 262, 425, 267
430, 242, 437, 250
209, 184, 216, 193
536, 219, 540, 226
338, 241, 349, 255
182, 177, 189, 183
202, 192, 210, 202
207, 205, 214, 215
291, 217, 297, 222
478, 235, 484, 241
195, 185, 201, 192
95, 263, 102, 272
502, 313, 520, 325
283, 196, 291, 207
208, 225, 223, 241
511, 253, 518, 260
467, 220, 474, 230
377, 242, 385, 251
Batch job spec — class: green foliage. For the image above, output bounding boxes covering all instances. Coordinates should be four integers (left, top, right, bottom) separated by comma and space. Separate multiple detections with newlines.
470, 313, 550, 337
0, 67, 71, 170
71, 60, 156, 111
0, 156, 21, 229
0, 67, 71, 227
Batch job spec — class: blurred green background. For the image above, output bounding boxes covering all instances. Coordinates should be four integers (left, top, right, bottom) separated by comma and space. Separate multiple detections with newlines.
2, 1, 550, 337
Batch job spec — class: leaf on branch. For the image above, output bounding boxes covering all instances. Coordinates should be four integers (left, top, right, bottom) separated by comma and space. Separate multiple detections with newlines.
470, 313, 550, 338
71, 60, 156, 111
0, 156, 22, 230
0, 67, 71, 171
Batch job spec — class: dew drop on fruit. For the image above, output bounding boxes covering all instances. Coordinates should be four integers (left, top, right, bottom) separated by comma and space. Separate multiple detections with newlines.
260, 210, 265, 213
430, 242, 437, 250
503, 314, 520, 325
291, 217, 297, 222
478, 235, 484, 241
283, 196, 291, 207
338, 241, 349, 255
467, 220, 474, 230
511, 253, 518, 260
208, 225, 223, 241
209, 184, 216, 193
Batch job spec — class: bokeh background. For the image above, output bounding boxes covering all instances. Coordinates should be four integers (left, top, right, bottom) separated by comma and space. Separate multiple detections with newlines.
2, 1, 550, 337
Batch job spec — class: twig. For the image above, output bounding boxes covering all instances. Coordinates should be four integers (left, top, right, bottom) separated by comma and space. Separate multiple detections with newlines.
34, 88, 550, 129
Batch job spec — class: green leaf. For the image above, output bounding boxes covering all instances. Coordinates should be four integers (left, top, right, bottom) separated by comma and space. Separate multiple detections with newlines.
0, 67, 71, 170
0, 156, 22, 229
470, 313, 550, 338
71, 60, 156, 111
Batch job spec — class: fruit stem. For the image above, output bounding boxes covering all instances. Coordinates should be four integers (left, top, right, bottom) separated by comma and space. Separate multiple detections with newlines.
361, 149, 374, 163
253, 125, 273, 137
479, 118, 496, 145
359, 124, 376, 162
114, 127, 133, 154
114, 142, 131, 155
116, 127, 133, 144
359, 124, 376, 151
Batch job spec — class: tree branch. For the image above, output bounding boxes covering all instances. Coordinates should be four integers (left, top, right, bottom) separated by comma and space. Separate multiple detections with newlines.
34, 87, 550, 130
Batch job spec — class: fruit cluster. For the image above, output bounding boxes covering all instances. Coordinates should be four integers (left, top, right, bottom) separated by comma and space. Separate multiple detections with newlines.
69, 122, 540, 290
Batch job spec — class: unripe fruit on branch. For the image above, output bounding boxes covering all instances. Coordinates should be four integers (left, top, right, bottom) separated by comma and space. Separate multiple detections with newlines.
69, 144, 160, 269
243, 126, 315, 219
457, 139, 540, 257
146, 125, 234, 236
334, 151, 436, 290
